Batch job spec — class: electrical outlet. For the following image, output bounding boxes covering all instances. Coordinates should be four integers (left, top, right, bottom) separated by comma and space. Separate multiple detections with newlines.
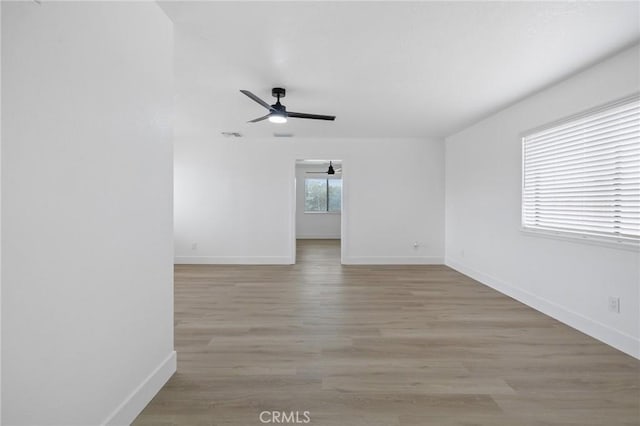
608, 297, 620, 313
191, 243, 198, 250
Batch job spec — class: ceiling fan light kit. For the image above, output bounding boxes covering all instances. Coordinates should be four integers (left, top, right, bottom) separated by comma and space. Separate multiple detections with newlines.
240, 87, 336, 124
268, 113, 287, 124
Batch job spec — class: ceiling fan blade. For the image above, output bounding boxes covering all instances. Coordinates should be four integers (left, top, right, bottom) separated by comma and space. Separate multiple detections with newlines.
248, 114, 271, 123
288, 111, 336, 121
240, 90, 273, 111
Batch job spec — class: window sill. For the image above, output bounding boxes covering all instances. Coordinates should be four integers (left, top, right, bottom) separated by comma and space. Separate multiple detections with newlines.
521, 228, 639, 252
304, 211, 341, 215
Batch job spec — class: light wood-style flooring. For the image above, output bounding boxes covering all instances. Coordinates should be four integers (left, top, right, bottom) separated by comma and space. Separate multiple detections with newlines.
134, 239, 639, 425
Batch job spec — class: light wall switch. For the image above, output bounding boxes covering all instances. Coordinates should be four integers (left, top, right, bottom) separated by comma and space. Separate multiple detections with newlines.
608, 297, 620, 313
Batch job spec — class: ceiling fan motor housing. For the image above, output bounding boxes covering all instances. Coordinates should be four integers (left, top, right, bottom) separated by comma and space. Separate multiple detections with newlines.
271, 88, 287, 112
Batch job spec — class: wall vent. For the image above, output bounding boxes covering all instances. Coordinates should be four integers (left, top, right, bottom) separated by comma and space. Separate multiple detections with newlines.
274, 133, 294, 138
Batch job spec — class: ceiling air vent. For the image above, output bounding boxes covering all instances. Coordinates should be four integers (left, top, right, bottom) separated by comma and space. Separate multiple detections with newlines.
274, 133, 294, 138
221, 132, 242, 138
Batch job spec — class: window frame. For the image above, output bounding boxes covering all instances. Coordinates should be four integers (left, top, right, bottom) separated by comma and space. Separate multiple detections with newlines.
303, 177, 342, 214
520, 93, 640, 251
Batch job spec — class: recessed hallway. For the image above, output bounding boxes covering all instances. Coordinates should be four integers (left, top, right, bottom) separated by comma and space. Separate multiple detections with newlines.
133, 240, 640, 426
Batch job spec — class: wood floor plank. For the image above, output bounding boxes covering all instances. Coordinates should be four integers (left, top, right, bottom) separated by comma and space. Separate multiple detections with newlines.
133, 239, 640, 425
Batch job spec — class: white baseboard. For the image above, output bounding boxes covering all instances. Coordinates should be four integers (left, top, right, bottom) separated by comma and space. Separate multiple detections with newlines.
343, 256, 444, 265
174, 256, 292, 265
102, 351, 177, 426
445, 257, 640, 359
296, 235, 341, 239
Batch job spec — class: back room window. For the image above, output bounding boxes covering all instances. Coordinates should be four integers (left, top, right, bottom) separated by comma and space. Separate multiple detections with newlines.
305, 178, 342, 212
522, 94, 640, 246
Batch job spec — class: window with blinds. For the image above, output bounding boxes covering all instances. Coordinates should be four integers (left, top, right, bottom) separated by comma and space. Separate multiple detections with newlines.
522, 94, 640, 246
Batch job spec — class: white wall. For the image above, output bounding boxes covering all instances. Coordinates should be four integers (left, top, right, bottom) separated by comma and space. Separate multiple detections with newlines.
445, 44, 640, 358
0, 2, 3, 422
295, 164, 341, 239
174, 137, 445, 264
2, 2, 175, 424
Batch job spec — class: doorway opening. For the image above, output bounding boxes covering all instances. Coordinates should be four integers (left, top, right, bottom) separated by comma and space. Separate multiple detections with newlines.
292, 159, 345, 264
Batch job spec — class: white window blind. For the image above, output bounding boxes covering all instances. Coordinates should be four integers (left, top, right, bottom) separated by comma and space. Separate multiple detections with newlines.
522, 95, 640, 246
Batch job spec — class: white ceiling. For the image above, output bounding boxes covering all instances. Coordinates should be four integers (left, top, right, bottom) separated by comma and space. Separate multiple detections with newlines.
159, 1, 640, 139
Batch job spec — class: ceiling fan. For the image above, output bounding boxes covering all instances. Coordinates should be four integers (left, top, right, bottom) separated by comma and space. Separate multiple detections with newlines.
306, 161, 342, 175
240, 87, 336, 124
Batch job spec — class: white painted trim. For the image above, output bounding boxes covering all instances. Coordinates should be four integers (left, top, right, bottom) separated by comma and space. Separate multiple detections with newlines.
0, 3, 3, 421
343, 256, 444, 265
290, 161, 297, 265
340, 160, 348, 265
174, 256, 293, 265
102, 350, 177, 426
520, 228, 640, 252
296, 235, 341, 240
445, 257, 640, 359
